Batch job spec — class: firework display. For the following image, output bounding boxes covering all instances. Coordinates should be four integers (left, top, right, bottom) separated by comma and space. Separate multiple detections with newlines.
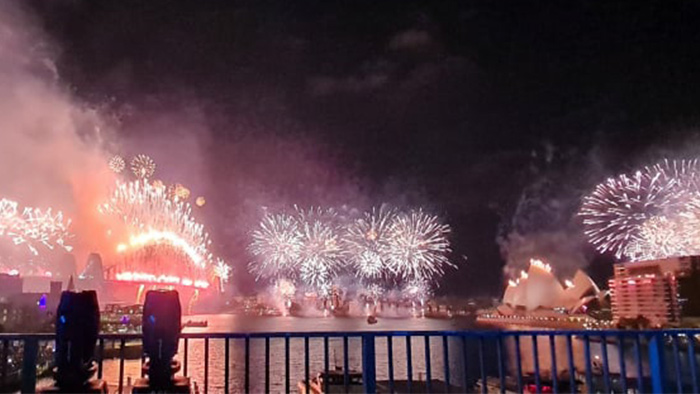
359, 283, 385, 302
581, 159, 700, 261
108, 155, 126, 174
386, 209, 453, 282
99, 180, 222, 287
248, 212, 302, 281
402, 279, 433, 304
130, 154, 156, 179
0, 198, 73, 257
168, 183, 191, 201
213, 258, 232, 291
248, 205, 453, 299
344, 207, 395, 280
652, 158, 700, 191
296, 207, 345, 293
0, 137, 462, 309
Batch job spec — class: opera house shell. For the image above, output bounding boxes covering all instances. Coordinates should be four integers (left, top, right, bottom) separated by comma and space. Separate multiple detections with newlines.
479, 260, 610, 328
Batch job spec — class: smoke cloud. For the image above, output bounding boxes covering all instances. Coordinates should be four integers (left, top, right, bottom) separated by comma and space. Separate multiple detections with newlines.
0, 1, 114, 263
497, 143, 602, 279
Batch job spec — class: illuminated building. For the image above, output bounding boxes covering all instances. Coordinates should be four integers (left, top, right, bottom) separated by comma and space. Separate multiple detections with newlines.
608, 256, 700, 327
478, 259, 610, 328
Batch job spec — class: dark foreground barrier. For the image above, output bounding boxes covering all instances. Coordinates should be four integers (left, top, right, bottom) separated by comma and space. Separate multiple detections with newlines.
2, 328, 700, 393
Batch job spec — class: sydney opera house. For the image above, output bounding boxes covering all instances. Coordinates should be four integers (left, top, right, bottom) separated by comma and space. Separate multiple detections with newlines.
478, 260, 611, 328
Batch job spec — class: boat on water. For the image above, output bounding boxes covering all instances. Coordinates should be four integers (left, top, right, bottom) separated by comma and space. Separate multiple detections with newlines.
298, 367, 364, 394
298, 366, 462, 393
183, 319, 208, 328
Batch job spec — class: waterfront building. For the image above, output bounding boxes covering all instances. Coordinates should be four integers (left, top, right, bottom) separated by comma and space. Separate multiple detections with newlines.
609, 256, 700, 327
0, 273, 22, 297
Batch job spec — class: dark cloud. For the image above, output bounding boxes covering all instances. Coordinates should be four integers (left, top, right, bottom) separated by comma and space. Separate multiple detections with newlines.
388, 29, 433, 51
308, 73, 389, 97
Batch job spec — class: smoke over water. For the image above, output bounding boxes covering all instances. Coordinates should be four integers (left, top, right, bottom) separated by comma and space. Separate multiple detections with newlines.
0, 1, 115, 264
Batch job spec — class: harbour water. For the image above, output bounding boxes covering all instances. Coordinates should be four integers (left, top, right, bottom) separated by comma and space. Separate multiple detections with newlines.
40, 314, 663, 393
97, 314, 474, 393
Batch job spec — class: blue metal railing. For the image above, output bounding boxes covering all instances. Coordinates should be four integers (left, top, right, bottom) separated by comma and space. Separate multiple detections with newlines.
2, 329, 700, 393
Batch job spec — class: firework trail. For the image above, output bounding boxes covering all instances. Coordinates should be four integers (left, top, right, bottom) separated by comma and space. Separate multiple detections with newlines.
248, 212, 302, 281
108, 155, 126, 174
130, 154, 156, 179
0, 198, 73, 257
652, 158, 700, 192
214, 258, 232, 282
213, 258, 232, 292
386, 209, 452, 283
99, 180, 219, 283
344, 207, 395, 280
579, 168, 688, 259
272, 278, 297, 314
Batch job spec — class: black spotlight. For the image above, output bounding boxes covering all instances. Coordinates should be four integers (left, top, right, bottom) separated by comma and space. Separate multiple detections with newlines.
134, 290, 190, 393
42, 290, 106, 393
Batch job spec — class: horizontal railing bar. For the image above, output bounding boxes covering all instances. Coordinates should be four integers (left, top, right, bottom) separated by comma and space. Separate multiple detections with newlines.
2, 328, 698, 341
5, 328, 700, 394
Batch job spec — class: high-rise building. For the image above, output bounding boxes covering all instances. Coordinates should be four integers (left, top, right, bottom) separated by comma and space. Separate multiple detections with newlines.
609, 256, 700, 327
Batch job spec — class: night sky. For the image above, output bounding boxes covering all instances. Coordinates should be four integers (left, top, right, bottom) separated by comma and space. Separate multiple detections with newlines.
25, 0, 700, 296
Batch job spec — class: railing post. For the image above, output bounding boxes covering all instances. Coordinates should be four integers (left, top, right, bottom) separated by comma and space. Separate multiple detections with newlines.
362, 334, 376, 393
20, 338, 38, 394
648, 332, 667, 394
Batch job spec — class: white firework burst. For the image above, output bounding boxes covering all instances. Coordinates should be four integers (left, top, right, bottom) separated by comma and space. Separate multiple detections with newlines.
652, 158, 700, 193
297, 207, 345, 292
0, 199, 73, 257
248, 212, 302, 281
623, 216, 694, 261
214, 258, 232, 283
130, 154, 156, 179
344, 207, 395, 279
386, 209, 452, 282
403, 278, 432, 302
579, 168, 688, 259
108, 155, 126, 174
